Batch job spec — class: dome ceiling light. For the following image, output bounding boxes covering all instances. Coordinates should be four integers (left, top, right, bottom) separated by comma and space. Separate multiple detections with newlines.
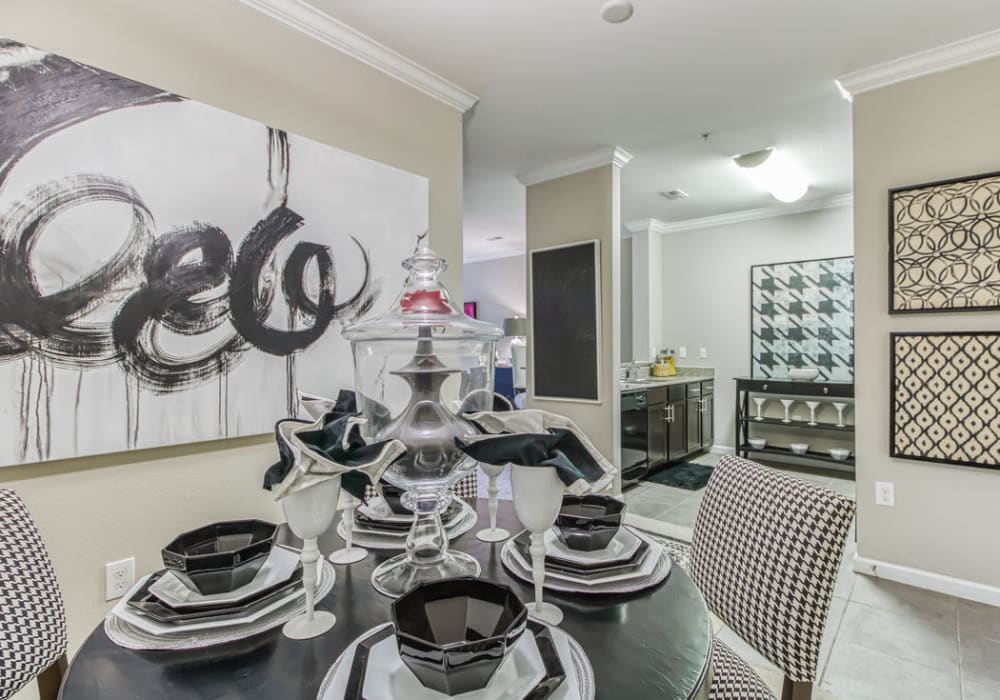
733, 148, 809, 203
601, 1, 634, 24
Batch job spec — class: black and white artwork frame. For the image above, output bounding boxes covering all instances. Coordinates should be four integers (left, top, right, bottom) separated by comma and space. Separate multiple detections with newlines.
749, 256, 854, 382
0, 38, 428, 467
529, 240, 601, 403
891, 331, 1000, 470
889, 170, 1000, 314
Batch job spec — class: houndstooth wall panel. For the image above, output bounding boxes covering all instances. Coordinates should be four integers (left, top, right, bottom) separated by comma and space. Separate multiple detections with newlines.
892, 332, 1000, 469
689, 455, 854, 683
0, 490, 67, 700
751, 257, 854, 381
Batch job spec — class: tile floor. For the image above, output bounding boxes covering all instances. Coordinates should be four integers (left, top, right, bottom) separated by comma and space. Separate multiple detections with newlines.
626, 452, 1000, 700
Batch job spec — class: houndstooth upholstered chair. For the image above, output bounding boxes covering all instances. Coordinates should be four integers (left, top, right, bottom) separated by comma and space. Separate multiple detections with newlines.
688, 455, 855, 700
0, 490, 68, 700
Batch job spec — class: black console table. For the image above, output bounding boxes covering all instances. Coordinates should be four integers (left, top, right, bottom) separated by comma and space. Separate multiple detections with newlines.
734, 377, 855, 471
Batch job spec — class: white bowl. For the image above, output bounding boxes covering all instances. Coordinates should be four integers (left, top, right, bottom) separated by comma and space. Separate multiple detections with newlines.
748, 438, 767, 449
828, 448, 850, 461
788, 368, 819, 381
789, 443, 809, 455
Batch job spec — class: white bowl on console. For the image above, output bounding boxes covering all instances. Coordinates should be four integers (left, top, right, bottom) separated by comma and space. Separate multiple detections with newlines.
828, 448, 850, 461
789, 443, 809, 455
788, 368, 819, 381
748, 438, 767, 449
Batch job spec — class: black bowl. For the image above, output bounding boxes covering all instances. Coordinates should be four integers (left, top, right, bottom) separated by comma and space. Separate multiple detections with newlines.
367, 481, 409, 515
162, 520, 276, 595
555, 494, 626, 551
391, 577, 527, 696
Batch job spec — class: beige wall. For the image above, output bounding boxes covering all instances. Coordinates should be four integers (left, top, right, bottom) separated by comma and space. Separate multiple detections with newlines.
0, 0, 466, 660
525, 165, 622, 478
853, 56, 1000, 589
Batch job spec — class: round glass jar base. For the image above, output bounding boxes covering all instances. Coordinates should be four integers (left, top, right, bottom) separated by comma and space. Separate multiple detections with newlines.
370, 550, 481, 598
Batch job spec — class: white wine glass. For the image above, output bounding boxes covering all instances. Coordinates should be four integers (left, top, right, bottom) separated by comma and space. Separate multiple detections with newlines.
805, 401, 820, 426
329, 491, 368, 565
833, 402, 848, 428
752, 396, 767, 421
780, 399, 795, 423
510, 465, 564, 626
476, 463, 511, 543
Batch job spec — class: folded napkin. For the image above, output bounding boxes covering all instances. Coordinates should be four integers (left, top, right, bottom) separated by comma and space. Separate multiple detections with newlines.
264, 413, 406, 500
456, 409, 617, 495
297, 388, 357, 421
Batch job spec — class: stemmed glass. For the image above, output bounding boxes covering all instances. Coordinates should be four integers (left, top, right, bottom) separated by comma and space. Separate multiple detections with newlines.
510, 465, 564, 625
780, 399, 795, 423
752, 396, 767, 421
329, 491, 368, 565
281, 477, 340, 639
805, 401, 820, 426
833, 402, 848, 428
476, 463, 511, 543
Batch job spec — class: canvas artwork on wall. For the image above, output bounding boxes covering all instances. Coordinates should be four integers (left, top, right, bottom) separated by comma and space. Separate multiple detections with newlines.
750, 256, 854, 381
0, 39, 428, 467
891, 332, 1000, 470
890, 171, 1000, 313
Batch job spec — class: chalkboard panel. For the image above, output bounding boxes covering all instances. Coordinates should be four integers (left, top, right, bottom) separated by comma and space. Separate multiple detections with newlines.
530, 240, 601, 402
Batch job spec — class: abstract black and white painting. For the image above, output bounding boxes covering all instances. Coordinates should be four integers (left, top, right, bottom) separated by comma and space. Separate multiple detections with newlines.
0, 39, 427, 466
750, 257, 854, 381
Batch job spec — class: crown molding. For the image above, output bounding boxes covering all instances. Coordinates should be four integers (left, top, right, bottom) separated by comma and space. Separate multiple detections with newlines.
835, 28, 1000, 99
626, 193, 853, 236
517, 147, 634, 186
240, 0, 478, 112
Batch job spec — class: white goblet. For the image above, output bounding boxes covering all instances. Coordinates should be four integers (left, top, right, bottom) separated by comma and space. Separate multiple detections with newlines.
510, 465, 564, 626
281, 477, 340, 640
833, 402, 848, 428
780, 399, 794, 423
752, 397, 766, 421
805, 401, 820, 426
476, 463, 511, 543
329, 491, 368, 565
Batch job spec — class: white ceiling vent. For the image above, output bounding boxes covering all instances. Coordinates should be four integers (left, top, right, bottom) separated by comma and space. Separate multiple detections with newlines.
658, 189, 690, 201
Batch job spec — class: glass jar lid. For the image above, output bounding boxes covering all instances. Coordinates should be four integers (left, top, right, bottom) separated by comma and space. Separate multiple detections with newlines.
343, 247, 503, 343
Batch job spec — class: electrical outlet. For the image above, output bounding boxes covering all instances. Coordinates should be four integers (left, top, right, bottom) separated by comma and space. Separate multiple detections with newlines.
698, 347, 708, 359
678, 346, 687, 359
875, 481, 895, 507
105, 557, 135, 600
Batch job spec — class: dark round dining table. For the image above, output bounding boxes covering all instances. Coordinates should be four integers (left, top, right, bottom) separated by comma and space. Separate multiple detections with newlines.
59, 499, 712, 699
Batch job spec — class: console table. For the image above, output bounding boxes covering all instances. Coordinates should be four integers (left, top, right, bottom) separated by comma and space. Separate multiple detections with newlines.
734, 376, 855, 472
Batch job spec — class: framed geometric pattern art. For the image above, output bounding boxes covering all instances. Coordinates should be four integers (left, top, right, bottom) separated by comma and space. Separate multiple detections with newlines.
891, 332, 1000, 470
890, 171, 1000, 314
750, 256, 854, 381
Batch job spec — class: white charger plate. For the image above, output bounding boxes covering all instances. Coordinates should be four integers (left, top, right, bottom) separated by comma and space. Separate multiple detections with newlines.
545, 526, 641, 566
317, 621, 594, 700
358, 494, 460, 523
339, 502, 477, 550
509, 537, 664, 587
502, 530, 672, 595
354, 499, 469, 536
149, 545, 300, 609
112, 558, 329, 636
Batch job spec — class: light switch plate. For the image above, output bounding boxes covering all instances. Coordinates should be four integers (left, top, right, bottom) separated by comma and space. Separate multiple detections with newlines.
698, 347, 708, 359
678, 346, 687, 359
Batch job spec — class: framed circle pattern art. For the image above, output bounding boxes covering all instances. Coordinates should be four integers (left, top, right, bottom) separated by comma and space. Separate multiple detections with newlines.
890, 171, 1000, 314
891, 331, 1000, 470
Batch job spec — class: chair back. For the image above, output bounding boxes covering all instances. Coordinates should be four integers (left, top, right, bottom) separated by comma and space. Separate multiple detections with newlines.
0, 490, 68, 700
689, 456, 854, 683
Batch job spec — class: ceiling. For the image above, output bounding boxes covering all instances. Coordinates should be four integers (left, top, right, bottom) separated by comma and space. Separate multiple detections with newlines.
310, 0, 1000, 260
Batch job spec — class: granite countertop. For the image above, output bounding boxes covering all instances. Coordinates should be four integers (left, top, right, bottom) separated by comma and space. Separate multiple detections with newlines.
619, 368, 715, 393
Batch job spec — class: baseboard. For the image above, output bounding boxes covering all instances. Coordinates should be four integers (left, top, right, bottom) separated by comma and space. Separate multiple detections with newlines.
853, 554, 1000, 607
710, 444, 735, 455
624, 513, 694, 542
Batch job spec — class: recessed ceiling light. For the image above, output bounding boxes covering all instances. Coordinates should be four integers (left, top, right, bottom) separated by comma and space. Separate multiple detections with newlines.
601, 1, 634, 24
487, 235, 504, 241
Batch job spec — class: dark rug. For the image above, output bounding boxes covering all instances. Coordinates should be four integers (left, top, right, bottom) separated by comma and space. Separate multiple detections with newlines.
645, 462, 713, 491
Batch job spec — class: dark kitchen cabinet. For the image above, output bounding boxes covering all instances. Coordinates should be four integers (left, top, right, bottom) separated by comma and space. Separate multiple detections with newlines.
685, 381, 715, 452
647, 402, 668, 466
667, 398, 687, 461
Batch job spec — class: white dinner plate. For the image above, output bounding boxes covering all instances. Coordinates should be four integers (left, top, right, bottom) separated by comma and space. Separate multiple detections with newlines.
545, 526, 641, 566
112, 559, 329, 636
317, 621, 594, 700
149, 545, 300, 609
509, 537, 664, 587
340, 502, 477, 550
358, 494, 459, 523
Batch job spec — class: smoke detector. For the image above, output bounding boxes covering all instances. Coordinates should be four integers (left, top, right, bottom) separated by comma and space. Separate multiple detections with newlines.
601, 1, 634, 23
659, 189, 689, 201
